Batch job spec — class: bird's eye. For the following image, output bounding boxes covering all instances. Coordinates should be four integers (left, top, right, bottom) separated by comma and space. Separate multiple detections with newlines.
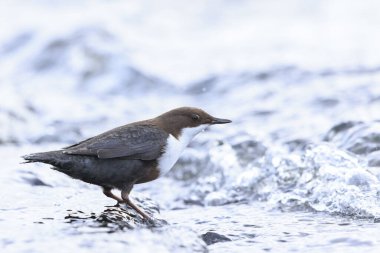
191, 114, 200, 121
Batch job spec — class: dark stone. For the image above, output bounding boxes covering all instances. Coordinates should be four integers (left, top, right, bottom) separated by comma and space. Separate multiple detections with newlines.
201, 232, 231, 245
64, 205, 167, 231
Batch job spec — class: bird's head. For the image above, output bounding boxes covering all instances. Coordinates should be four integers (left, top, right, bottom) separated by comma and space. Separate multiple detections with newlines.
156, 107, 231, 139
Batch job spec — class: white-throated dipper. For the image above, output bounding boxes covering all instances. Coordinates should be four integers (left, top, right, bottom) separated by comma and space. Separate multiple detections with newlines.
23, 107, 231, 221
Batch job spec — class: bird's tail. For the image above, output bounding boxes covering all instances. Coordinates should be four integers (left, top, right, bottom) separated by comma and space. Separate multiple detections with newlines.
22, 151, 63, 167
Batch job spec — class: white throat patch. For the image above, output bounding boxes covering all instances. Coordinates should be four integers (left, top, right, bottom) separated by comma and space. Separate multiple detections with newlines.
157, 124, 208, 176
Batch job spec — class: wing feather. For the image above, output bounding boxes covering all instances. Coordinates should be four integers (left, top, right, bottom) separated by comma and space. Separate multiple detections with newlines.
63, 123, 168, 160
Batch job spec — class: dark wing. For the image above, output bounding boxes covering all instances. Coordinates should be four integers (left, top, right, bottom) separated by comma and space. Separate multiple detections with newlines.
63, 124, 168, 160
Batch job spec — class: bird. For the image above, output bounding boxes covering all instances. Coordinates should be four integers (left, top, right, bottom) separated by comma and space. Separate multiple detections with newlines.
23, 107, 231, 221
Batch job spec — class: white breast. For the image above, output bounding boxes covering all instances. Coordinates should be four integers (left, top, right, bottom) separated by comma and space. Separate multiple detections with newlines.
157, 125, 208, 177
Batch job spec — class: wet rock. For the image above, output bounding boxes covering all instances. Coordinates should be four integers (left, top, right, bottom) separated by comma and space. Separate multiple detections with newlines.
64, 195, 167, 231
201, 232, 231, 245
64, 207, 206, 252
65, 207, 147, 231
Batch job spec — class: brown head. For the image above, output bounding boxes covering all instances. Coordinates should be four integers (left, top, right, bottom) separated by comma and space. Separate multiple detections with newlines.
155, 107, 231, 138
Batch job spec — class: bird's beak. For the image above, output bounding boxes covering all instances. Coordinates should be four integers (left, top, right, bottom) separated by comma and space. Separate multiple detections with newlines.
210, 117, 232, 124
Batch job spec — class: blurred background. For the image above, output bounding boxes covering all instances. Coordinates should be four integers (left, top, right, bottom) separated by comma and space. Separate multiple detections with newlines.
2, 0, 380, 252
2, 0, 380, 145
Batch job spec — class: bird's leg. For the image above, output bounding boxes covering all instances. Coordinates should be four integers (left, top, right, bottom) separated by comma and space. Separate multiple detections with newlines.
121, 186, 153, 221
102, 187, 124, 205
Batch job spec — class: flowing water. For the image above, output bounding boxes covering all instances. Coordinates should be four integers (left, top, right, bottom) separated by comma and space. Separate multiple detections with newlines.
1, 0, 380, 252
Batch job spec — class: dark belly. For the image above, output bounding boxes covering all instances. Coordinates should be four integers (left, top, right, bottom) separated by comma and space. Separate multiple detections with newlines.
50, 152, 159, 189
